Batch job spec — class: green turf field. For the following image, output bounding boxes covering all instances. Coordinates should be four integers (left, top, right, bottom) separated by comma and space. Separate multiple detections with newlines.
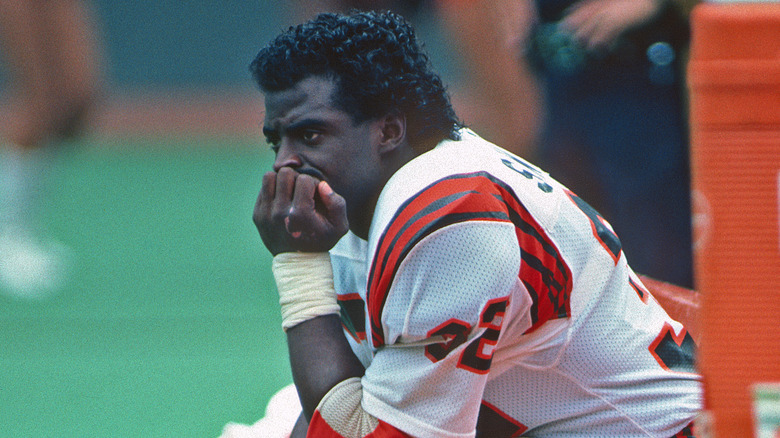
0, 137, 291, 437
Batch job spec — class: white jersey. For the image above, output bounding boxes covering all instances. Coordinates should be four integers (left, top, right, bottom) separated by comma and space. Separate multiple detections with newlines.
329, 130, 701, 438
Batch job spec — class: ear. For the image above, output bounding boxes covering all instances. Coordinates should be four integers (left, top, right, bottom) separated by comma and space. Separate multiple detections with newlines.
376, 112, 406, 155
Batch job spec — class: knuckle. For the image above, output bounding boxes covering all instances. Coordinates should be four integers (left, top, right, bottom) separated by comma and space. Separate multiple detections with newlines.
333, 196, 347, 209
286, 208, 301, 223
269, 205, 289, 222
278, 167, 297, 180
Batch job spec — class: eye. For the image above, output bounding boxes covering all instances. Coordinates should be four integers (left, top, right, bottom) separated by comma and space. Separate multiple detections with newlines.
301, 130, 322, 145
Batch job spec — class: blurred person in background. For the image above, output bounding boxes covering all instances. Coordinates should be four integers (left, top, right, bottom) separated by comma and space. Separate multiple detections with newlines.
293, 0, 544, 159
0, 0, 103, 297
518, 0, 698, 288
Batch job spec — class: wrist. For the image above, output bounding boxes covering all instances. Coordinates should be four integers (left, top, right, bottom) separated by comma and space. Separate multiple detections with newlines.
272, 252, 340, 331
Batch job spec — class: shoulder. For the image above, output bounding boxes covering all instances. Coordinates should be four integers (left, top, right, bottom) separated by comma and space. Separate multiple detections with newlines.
370, 134, 509, 261
368, 130, 563, 256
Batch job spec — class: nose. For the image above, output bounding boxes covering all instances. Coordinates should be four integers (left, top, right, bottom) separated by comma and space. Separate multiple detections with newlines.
272, 144, 303, 172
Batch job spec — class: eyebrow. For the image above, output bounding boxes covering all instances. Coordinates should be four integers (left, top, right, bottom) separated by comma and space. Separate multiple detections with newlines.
272, 118, 330, 136
263, 118, 330, 137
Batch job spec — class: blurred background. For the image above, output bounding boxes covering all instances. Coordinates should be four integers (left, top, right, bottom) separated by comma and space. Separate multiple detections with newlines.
0, 0, 715, 436
0, 2, 484, 437
0, 1, 479, 138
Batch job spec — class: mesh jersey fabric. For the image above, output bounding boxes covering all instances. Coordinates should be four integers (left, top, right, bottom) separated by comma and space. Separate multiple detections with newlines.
327, 130, 701, 437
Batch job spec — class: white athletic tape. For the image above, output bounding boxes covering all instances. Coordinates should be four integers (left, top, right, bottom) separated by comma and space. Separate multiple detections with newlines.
272, 252, 340, 331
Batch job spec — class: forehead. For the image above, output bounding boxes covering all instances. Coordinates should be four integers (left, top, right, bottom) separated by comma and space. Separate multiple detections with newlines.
262, 76, 346, 128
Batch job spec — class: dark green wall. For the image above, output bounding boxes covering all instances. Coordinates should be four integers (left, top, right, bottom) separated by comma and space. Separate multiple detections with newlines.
0, 1, 459, 91
93, 1, 297, 88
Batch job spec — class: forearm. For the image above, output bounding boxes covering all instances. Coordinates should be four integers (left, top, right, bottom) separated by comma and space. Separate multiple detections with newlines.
286, 314, 365, 421
290, 412, 309, 438
268, 248, 365, 422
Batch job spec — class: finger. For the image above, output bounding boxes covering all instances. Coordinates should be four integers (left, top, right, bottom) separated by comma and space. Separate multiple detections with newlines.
587, 23, 621, 51
317, 181, 338, 213
291, 174, 318, 215
317, 181, 348, 232
275, 167, 298, 205
287, 174, 319, 237
260, 171, 276, 203
254, 171, 277, 225
567, 11, 603, 47
561, 0, 601, 32
272, 167, 297, 225
285, 175, 318, 237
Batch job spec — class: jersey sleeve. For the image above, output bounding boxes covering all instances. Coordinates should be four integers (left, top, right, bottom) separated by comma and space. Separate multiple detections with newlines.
361, 176, 529, 437
306, 378, 414, 438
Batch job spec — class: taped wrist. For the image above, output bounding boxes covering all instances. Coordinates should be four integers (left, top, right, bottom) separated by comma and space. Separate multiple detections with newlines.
272, 252, 340, 331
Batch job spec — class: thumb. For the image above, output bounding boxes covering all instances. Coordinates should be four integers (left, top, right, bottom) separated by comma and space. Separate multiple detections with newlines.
317, 181, 347, 223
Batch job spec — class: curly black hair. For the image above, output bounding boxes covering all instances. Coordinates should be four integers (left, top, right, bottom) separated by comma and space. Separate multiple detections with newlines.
250, 10, 462, 151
